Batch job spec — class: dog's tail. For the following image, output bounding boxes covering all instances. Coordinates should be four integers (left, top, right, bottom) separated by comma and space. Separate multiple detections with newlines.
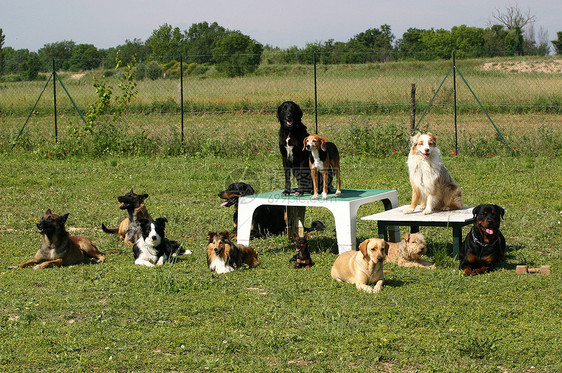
303, 220, 325, 233
101, 223, 119, 234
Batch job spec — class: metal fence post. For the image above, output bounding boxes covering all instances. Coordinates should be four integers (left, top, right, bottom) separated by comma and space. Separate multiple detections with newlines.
453, 51, 458, 155
180, 55, 184, 144
313, 51, 318, 134
410, 83, 416, 134
52, 59, 58, 143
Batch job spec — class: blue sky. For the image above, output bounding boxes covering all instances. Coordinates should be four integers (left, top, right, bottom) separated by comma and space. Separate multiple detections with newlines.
1, 0, 560, 51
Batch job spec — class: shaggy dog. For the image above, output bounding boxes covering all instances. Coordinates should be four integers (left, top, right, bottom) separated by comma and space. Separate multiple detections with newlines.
9, 209, 105, 269
404, 132, 464, 215
102, 188, 152, 246
133, 218, 191, 267
386, 233, 435, 269
459, 204, 506, 276
206, 231, 260, 274
331, 238, 388, 293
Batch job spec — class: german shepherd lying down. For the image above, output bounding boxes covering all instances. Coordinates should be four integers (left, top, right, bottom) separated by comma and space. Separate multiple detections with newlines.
102, 188, 152, 246
9, 209, 105, 270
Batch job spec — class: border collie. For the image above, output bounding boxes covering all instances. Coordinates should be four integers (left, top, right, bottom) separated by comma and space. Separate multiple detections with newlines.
133, 218, 191, 267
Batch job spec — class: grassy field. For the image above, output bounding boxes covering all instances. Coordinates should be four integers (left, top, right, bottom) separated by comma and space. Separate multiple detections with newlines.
1, 57, 560, 117
0, 153, 561, 372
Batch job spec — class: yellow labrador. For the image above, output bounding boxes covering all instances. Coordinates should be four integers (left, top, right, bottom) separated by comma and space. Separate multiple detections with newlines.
331, 238, 388, 293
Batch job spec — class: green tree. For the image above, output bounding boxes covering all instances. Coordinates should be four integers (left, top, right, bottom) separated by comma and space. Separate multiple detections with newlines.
395, 28, 429, 59
504, 26, 524, 56
147, 24, 186, 62
38, 40, 75, 70
212, 31, 263, 77
185, 21, 227, 63
0, 28, 5, 75
553, 31, 562, 55
69, 44, 102, 70
351, 25, 394, 61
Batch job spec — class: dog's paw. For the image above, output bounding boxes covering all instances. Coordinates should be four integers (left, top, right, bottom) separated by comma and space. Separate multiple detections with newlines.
403, 207, 415, 214
422, 208, 433, 215
311, 194, 318, 200
321, 193, 328, 200
335, 190, 342, 195
7, 265, 18, 270
281, 190, 291, 196
294, 191, 304, 197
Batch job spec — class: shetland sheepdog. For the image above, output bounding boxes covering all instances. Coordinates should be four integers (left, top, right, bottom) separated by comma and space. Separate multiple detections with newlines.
206, 231, 260, 274
404, 132, 463, 215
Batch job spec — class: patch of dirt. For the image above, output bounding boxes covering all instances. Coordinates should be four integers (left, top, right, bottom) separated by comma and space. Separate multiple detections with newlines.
480, 60, 562, 74
70, 73, 86, 80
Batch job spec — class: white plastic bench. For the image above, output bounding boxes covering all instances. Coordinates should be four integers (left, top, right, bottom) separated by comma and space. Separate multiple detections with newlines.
361, 205, 475, 258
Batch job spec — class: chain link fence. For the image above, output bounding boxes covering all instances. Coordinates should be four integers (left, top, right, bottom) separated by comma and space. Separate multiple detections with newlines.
1, 53, 560, 155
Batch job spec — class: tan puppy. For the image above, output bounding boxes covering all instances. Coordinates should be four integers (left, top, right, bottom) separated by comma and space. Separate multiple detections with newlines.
331, 238, 388, 293
404, 132, 463, 215
9, 209, 105, 270
303, 134, 341, 200
386, 233, 435, 269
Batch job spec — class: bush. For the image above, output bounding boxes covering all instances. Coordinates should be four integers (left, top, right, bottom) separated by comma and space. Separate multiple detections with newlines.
146, 61, 162, 80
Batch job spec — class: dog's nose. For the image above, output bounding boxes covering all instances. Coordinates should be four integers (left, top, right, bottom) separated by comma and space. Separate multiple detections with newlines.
377, 256, 384, 262
151, 235, 158, 241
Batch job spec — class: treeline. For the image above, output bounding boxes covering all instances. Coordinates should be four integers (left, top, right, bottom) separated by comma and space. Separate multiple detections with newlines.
0, 21, 560, 81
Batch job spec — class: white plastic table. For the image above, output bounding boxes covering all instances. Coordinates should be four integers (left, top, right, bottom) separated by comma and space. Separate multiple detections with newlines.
236, 189, 400, 254
361, 205, 475, 258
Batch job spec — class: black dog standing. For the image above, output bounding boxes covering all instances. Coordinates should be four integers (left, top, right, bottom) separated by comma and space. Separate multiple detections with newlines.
277, 101, 312, 197
290, 232, 313, 269
459, 204, 506, 276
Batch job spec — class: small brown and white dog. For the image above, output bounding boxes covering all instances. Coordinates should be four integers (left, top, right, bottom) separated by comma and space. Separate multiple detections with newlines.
404, 132, 463, 215
303, 134, 341, 199
9, 209, 105, 270
331, 238, 388, 293
386, 233, 435, 269
206, 231, 260, 274
102, 189, 152, 246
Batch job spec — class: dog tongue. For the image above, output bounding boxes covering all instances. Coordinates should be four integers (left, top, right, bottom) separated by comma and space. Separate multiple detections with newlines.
221, 201, 229, 207
485, 228, 494, 235
286, 121, 293, 126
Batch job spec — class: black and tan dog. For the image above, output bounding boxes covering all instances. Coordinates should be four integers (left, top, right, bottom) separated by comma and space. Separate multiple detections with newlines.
206, 231, 260, 274
102, 188, 152, 246
218, 182, 286, 238
303, 134, 342, 200
289, 232, 313, 269
9, 209, 105, 270
459, 204, 506, 276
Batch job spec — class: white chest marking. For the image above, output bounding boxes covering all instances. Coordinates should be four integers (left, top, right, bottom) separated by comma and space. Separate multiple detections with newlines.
310, 149, 324, 171
209, 257, 234, 274
285, 135, 294, 162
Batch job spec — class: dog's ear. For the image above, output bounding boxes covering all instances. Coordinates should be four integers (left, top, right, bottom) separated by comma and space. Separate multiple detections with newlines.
304, 232, 309, 241
358, 239, 369, 257
156, 217, 167, 228
59, 213, 69, 225
383, 241, 389, 256
472, 205, 483, 219
219, 230, 231, 239
293, 232, 300, 240
45, 209, 52, 215
130, 188, 134, 193
302, 136, 309, 151
320, 138, 327, 152
411, 132, 420, 144
207, 231, 216, 243
497, 205, 505, 219
140, 194, 149, 202
402, 233, 411, 242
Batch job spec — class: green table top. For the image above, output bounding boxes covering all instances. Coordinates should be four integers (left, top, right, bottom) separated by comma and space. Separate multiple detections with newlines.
248, 189, 395, 202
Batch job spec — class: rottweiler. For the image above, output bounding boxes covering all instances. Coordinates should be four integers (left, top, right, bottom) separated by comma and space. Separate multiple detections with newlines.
459, 204, 506, 276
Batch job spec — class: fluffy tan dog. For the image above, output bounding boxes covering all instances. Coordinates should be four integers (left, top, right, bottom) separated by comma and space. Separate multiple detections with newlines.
404, 132, 463, 215
331, 238, 388, 293
386, 233, 435, 269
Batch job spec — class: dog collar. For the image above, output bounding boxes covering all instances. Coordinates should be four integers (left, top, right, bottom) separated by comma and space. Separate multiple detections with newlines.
471, 229, 498, 247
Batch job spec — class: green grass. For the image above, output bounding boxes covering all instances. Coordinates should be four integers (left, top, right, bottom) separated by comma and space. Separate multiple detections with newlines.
1, 56, 560, 117
0, 154, 561, 372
